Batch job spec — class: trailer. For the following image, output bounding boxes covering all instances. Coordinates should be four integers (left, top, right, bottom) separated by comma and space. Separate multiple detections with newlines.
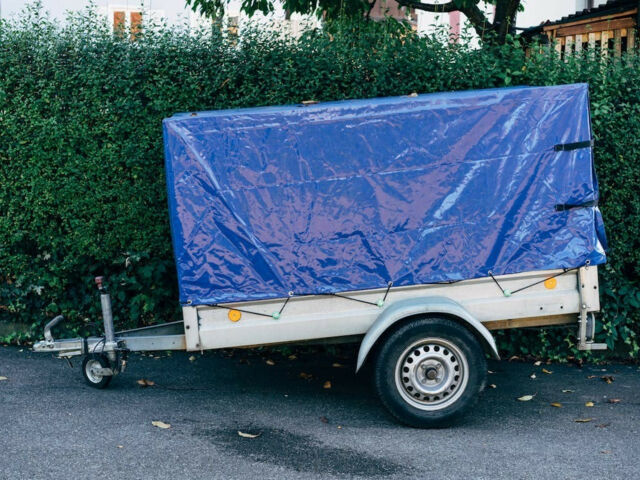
34, 84, 608, 427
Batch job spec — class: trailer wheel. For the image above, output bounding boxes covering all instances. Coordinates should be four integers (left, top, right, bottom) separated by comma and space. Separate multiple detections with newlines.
81, 354, 112, 389
373, 317, 487, 428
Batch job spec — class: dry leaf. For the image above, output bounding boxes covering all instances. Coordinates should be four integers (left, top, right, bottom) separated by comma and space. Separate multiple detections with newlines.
489, 384, 497, 389
517, 394, 534, 402
320, 416, 329, 424
152, 421, 171, 429
607, 398, 621, 404
487, 370, 495, 374
585, 401, 595, 407
287, 354, 297, 360
587, 375, 597, 379
332, 363, 343, 368
188, 355, 196, 362
137, 379, 155, 387
574, 418, 593, 423
550, 402, 562, 408
542, 368, 553, 375
238, 431, 261, 438
0, 376, 7, 381
117, 445, 124, 449
533, 361, 542, 366
337, 425, 342, 429
596, 423, 610, 428
299, 372, 312, 380
508, 355, 520, 362
408, 92, 418, 97
530, 373, 537, 379
600, 450, 611, 454
601, 375, 614, 384
265, 359, 275, 366
323, 381, 332, 389
562, 389, 575, 393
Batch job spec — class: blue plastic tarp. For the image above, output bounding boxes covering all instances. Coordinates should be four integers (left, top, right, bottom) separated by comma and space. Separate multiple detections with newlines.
163, 84, 607, 306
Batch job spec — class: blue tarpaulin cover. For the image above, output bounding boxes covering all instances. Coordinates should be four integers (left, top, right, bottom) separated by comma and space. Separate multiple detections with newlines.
163, 84, 607, 306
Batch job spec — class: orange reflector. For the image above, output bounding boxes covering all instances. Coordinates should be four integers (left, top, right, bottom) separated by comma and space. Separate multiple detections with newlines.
544, 278, 557, 290
228, 309, 241, 322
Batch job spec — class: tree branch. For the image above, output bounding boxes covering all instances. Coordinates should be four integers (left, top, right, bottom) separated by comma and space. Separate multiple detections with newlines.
395, 1, 493, 39
394, 0, 457, 13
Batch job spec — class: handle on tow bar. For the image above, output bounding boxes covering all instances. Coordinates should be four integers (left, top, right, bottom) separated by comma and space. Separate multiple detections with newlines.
44, 315, 64, 343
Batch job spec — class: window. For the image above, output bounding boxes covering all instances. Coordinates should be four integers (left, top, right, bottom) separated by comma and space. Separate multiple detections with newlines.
110, 8, 143, 39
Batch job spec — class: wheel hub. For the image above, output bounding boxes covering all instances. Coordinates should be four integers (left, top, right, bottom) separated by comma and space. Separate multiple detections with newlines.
395, 338, 468, 411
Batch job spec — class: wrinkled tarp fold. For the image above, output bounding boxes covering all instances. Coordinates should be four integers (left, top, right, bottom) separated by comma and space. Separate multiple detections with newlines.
163, 84, 607, 305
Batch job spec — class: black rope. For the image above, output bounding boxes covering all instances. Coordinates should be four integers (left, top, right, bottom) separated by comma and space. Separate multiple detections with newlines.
330, 293, 379, 306
510, 267, 575, 295
382, 281, 393, 302
212, 291, 294, 319
488, 265, 586, 297
488, 270, 506, 295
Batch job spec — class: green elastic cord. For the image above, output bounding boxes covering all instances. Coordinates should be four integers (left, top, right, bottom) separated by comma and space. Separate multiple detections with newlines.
377, 299, 385, 307
272, 312, 281, 320
503, 289, 512, 297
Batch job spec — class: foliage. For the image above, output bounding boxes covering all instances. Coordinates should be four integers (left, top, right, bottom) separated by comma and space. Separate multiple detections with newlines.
186, 0, 522, 45
0, 6, 638, 360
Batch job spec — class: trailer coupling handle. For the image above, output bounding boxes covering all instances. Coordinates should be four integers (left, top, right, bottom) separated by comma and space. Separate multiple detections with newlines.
44, 315, 64, 343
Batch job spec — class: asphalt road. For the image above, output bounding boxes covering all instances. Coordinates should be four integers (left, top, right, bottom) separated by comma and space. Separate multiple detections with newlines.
1, 344, 638, 480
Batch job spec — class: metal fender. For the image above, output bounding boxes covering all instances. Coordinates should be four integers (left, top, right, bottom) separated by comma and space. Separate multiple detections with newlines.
356, 296, 500, 372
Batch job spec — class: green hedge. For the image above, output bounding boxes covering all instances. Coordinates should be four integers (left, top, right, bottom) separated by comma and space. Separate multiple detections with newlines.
1, 7, 639, 359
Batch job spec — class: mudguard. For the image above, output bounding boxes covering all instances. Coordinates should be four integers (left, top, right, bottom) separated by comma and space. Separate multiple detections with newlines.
356, 296, 500, 372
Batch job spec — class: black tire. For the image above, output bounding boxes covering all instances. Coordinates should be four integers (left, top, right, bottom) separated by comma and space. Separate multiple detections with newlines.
81, 354, 112, 389
373, 317, 487, 428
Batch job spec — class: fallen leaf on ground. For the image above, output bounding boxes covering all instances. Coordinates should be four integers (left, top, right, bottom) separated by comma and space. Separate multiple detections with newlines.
508, 355, 520, 362
320, 416, 329, 424
530, 373, 537, 379
265, 359, 275, 366
574, 418, 593, 423
188, 355, 196, 362
601, 450, 611, 454
137, 379, 155, 387
601, 375, 614, 384
337, 425, 342, 429
517, 394, 535, 402
596, 423, 610, 428
587, 375, 597, 379
287, 354, 297, 360
585, 401, 595, 407
332, 363, 343, 368
542, 368, 553, 375
117, 445, 124, 449
533, 361, 542, 366
487, 370, 495, 374
238, 431, 261, 438
550, 402, 562, 408
323, 381, 332, 389
489, 384, 497, 389
0, 376, 7, 381
152, 421, 171, 429
299, 372, 312, 380
562, 389, 575, 393
607, 398, 621, 404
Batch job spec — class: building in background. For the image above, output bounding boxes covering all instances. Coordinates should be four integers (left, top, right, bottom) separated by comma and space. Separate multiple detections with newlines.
522, 0, 638, 56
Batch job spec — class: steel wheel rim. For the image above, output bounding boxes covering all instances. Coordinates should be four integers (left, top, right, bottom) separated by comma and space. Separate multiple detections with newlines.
394, 337, 469, 411
85, 359, 103, 384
